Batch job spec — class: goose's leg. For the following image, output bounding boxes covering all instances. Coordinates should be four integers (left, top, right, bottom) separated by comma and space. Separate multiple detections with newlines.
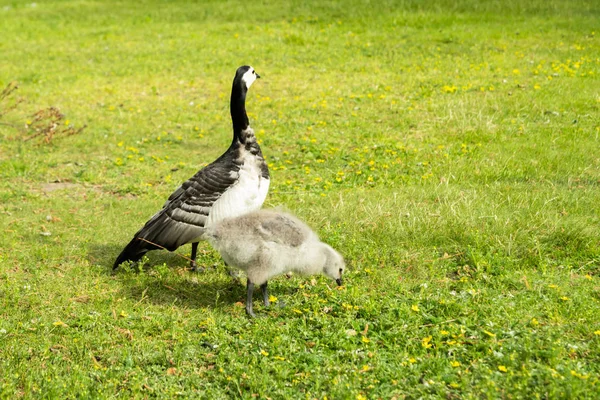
260, 282, 269, 307
190, 242, 203, 272
246, 280, 256, 318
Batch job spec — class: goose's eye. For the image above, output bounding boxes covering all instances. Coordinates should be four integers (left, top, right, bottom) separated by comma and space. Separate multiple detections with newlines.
339, 268, 343, 274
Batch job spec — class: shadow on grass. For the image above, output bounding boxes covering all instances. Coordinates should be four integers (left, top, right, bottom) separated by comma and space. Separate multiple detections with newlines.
118, 275, 246, 310
87, 242, 213, 271
87, 243, 249, 310
88, 243, 301, 311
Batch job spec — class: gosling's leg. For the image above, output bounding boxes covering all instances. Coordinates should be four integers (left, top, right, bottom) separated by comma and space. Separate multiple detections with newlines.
190, 242, 200, 271
246, 280, 256, 318
261, 282, 269, 307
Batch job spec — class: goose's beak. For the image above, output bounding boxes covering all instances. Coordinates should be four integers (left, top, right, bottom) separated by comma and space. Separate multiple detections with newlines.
255, 73, 261, 79
336, 278, 343, 286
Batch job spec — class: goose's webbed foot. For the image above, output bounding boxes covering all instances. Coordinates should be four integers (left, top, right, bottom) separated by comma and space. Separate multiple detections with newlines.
189, 242, 205, 272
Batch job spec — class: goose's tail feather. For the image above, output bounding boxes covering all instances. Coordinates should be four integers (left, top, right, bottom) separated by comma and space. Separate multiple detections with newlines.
113, 237, 159, 270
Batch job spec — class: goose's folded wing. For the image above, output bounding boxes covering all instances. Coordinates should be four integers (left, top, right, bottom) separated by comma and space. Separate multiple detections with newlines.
133, 161, 238, 251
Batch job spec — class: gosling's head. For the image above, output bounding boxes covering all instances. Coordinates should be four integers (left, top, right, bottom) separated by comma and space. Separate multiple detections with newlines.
321, 244, 345, 286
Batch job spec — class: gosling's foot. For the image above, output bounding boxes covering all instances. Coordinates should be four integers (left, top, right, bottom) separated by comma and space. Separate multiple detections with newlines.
245, 307, 257, 318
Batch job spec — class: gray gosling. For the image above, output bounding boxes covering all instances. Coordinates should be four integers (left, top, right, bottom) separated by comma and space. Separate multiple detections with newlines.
206, 210, 345, 317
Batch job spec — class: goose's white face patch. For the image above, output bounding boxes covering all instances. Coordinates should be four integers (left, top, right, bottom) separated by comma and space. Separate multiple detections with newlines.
241, 67, 258, 89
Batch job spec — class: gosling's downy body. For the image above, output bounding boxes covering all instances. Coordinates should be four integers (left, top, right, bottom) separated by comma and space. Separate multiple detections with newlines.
206, 210, 345, 317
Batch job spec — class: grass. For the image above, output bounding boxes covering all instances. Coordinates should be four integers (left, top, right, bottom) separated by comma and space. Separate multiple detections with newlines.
1, 0, 600, 398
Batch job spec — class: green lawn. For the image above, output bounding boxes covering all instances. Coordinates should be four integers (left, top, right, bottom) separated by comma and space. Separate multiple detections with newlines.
1, 0, 600, 398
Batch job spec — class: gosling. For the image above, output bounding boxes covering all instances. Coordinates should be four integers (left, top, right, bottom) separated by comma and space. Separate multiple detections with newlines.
205, 210, 345, 317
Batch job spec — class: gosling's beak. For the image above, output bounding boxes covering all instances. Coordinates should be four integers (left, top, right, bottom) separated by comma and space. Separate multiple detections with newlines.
336, 278, 343, 286
255, 72, 261, 79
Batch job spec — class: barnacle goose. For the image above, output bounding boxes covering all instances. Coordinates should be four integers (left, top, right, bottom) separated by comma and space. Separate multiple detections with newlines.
206, 210, 345, 317
113, 66, 270, 270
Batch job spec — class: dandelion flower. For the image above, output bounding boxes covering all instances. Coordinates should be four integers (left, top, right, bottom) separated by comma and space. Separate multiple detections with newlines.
422, 336, 433, 349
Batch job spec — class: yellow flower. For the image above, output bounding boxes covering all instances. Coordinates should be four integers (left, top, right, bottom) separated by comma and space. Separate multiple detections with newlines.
442, 85, 457, 93
361, 336, 370, 344
422, 336, 433, 349
594, 330, 600, 336
269, 295, 278, 303
260, 350, 269, 356
560, 296, 569, 301
450, 361, 461, 367
440, 330, 449, 335
498, 365, 507, 372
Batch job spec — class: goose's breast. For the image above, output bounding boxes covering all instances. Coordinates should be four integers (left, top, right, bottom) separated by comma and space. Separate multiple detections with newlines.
206, 153, 269, 227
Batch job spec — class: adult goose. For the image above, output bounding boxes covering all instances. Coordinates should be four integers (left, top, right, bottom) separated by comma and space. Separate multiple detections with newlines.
113, 65, 269, 270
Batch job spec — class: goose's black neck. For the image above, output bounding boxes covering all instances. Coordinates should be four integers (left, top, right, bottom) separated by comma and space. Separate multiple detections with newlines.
230, 81, 249, 140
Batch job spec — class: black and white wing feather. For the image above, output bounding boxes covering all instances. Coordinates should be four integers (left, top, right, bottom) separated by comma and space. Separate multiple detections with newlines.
113, 151, 239, 268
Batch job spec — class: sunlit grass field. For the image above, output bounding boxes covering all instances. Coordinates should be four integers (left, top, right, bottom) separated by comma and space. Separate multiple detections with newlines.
1, 0, 600, 398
